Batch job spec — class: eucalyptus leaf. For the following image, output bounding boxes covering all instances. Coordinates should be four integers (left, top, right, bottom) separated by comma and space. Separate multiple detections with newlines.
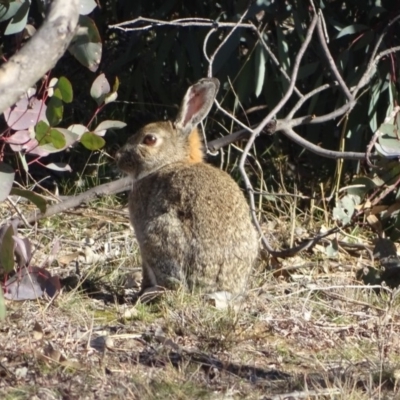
57, 77, 73, 103
94, 120, 126, 132
336, 24, 368, 39
0, 162, 15, 202
46, 94, 63, 126
68, 15, 102, 72
10, 188, 46, 213
80, 132, 105, 150
90, 73, 110, 105
0, 225, 15, 273
79, 0, 97, 15
4, 0, 30, 35
254, 44, 266, 98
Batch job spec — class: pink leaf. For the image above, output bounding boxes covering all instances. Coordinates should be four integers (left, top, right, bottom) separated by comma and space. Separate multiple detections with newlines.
5, 131, 50, 157
3, 266, 60, 301
4, 97, 47, 130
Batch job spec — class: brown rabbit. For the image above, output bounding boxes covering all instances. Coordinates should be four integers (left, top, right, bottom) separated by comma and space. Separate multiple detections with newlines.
116, 78, 259, 295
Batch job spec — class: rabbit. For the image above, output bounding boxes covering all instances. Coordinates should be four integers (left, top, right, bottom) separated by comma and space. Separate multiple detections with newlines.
116, 78, 259, 296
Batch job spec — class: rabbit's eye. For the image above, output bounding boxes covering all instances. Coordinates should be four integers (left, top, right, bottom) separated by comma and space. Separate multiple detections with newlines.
143, 135, 157, 146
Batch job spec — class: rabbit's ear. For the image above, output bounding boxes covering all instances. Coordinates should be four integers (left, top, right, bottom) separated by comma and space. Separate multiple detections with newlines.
175, 78, 220, 136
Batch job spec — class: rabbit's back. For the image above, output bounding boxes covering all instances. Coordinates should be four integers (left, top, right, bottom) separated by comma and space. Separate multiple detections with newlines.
130, 162, 259, 293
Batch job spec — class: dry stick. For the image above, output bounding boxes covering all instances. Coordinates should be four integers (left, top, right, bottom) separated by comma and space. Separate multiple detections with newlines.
354, 13, 400, 95
110, 16, 255, 31
21, 177, 132, 226
205, 9, 249, 78
316, 15, 354, 102
278, 125, 367, 160
366, 106, 400, 167
287, 83, 337, 119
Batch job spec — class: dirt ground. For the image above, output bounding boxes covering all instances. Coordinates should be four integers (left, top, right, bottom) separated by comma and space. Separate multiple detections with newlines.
1, 200, 400, 400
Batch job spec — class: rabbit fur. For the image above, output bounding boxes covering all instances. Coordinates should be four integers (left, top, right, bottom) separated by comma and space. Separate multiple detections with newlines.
116, 78, 259, 295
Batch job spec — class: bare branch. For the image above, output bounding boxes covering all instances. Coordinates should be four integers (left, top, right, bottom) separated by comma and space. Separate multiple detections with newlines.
252, 14, 319, 138
353, 14, 400, 95
206, 10, 249, 77
110, 16, 254, 32
21, 177, 132, 226
316, 15, 354, 103
278, 124, 367, 160
287, 83, 337, 119
0, 0, 79, 114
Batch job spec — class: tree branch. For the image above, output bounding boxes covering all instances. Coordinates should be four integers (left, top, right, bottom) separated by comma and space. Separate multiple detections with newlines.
0, 0, 79, 114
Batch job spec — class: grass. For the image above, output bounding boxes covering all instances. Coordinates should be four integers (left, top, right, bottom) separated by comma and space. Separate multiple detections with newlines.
1, 193, 400, 399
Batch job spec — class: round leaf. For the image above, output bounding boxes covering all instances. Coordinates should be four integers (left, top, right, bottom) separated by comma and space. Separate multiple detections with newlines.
90, 73, 110, 105
57, 76, 73, 103
79, 0, 97, 15
50, 129, 67, 149
35, 120, 52, 144
68, 16, 102, 72
46, 94, 63, 126
5, 97, 47, 130
80, 132, 105, 150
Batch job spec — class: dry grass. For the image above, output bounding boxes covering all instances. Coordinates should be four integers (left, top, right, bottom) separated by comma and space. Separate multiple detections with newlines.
1, 194, 400, 400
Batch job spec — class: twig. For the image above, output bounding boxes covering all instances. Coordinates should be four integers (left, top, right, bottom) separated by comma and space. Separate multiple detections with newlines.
110, 16, 254, 31
205, 10, 249, 77
316, 14, 353, 102
19, 177, 132, 226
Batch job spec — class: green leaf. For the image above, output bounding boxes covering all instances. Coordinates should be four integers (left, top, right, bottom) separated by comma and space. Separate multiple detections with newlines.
49, 129, 66, 149
68, 15, 102, 72
10, 188, 47, 213
0, 2, 22, 23
80, 132, 105, 150
4, 0, 29, 35
35, 123, 66, 149
57, 77, 73, 103
90, 73, 110, 105
336, 24, 369, 39
0, 162, 14, 202
35, 120, 51, 143
0, 287, 6, 320
46, 94, 63, 126
0, 225, 15, 273
326, 240, 338, 258
112, 76, 120, 93
346, 177, 377, 198
254, 44, 266, 98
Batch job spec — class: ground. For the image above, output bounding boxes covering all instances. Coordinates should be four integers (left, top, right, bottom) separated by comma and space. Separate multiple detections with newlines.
1, 197, 400, 400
